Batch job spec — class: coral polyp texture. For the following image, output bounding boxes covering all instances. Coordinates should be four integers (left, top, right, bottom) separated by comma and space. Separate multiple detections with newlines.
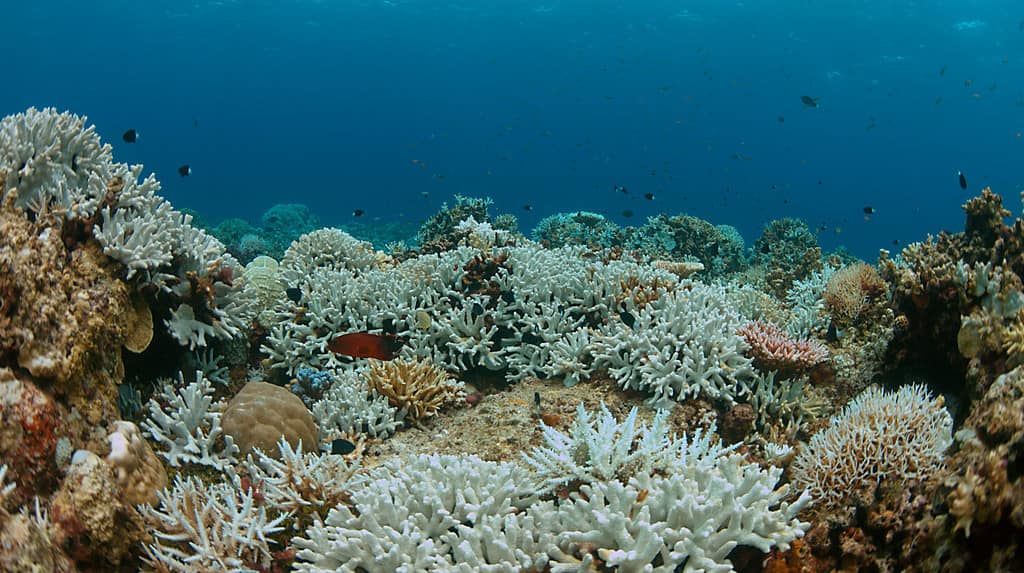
792, 384, 953, 509
365, 357, 465, 422
737, 319, 829, 375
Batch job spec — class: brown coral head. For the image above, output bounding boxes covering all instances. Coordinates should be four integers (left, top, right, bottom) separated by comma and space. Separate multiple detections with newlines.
823, 262, 887, 327
366, 357, 465, 421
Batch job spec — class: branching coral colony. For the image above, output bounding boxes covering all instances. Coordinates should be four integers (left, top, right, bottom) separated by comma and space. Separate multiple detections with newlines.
7, 105, 1024, 572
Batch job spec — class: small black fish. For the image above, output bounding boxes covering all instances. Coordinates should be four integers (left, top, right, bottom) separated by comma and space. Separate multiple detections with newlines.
177, 164, 191, 177
863, 206, 875, 215
122, 129, 137, 143
615, 185, 629, 194
533, 391, 541, 408
618, 310, 636, 329
958, 171, 968, 189
500, 290, 516, 304
353, 209, 365, 217
523, 204, 533, 211
892, 239, 900, 245
801, 95, 819, 108
777, 115, 785, 123
622, 209, 634, 218
421, 191, 429, 198
285, 287, 302, 303
331, 438, 356, 455
643, 193, 654, 200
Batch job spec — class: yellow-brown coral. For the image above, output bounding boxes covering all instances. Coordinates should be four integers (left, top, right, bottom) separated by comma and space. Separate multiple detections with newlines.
823, 262, 887, 327
366, 358, 465, 422
651, 259, 704, 279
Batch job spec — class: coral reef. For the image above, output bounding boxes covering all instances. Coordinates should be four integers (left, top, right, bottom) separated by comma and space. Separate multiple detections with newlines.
221, 381, 319, 457
738, 319, 829, 377
753, 218, 823, 299
882, 188, 1024, 403
792, 384, 953, 512
531, 211, 622, 248
7, 105, 1024, 570
365, 357, 465, 422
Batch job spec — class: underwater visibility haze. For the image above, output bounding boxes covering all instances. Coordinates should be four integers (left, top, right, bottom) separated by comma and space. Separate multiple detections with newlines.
6, 1, 1024, 572
6, 0, 1024, 255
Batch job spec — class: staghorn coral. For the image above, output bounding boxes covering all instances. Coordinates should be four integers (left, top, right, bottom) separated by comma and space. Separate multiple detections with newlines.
792, 384, 953, 511
520, 402, 735, 494
310, 367, 403, 440
365, 357, 466, 422
238, 438, 360, 533
141, 474, 289, 573
291, 454, 544, 573
737, 320, 829, 376
592, 282, 757, 406
141, 370, 240, 469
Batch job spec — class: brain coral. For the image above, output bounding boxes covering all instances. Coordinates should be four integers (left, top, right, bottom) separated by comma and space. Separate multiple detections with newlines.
221, 381, 318, 457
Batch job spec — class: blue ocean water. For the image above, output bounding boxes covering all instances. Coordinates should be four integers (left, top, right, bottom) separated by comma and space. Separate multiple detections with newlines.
6, 0, 1023, 258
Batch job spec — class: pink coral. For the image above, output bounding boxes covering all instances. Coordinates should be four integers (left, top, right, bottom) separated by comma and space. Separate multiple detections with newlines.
737, 320, 829, 375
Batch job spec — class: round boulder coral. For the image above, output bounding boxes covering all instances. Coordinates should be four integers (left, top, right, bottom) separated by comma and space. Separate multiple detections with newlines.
221, 382, 318, 457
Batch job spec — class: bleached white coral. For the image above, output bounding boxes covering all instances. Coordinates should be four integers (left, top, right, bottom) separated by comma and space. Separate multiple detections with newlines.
141, 475, 288, 573
785, 265, 835, 338
281, 227, 387, 281
539, 328, 596, 387
0, 107, 111, 218
455, 216, 509, 250
291, 454, 544, 573
791, 383, 953, 508
310, 367, 403, 439
521, 402, 736, 493
240, 438, 359, 521
141, 371, 239, 469
544, 455, 811, 573
592, 282, 756, 406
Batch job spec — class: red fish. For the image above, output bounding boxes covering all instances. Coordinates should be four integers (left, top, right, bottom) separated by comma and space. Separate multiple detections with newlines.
328, 332, 404, 360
